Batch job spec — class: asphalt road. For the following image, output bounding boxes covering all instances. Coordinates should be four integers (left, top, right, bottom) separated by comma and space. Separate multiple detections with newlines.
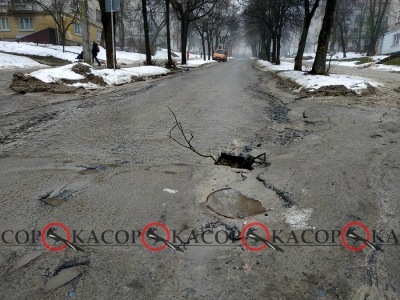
0, 58, 400, 299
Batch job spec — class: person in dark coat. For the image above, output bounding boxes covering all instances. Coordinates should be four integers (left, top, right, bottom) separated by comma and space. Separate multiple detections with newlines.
92, 41, 101, 66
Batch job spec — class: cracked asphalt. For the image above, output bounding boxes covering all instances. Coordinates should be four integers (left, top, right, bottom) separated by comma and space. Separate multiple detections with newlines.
0, 58, 400, 299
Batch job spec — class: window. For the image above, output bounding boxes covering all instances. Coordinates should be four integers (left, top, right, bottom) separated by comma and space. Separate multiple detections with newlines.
19, 17, 33, 30
97, 30, 101, 41
73, 23, 82, 35
397, 11, 400, 23
352, 40, 357, 47
352, 28, 358, 37
394, 34, 400, 46
1, 18, 9, 30
364, 39, 370, 45
96, 9, 101, 21
0, 0, 7, 6
355, 15, 361, 22
71, 0, 78, 9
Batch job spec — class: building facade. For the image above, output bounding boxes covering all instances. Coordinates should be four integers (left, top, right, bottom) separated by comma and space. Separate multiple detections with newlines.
379, 1, 400, 55
0, 0, 103, 46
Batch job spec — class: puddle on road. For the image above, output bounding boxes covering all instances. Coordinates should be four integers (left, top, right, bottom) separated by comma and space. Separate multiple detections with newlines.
206, 188, 266, 219
41, 197, 65, 207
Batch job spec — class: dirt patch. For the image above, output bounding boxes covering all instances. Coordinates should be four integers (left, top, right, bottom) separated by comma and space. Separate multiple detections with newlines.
71, 63, 91, 75
300, 85, 358, 97
14, 53, 71, 67
10, 63, 108, 93
10, 72, 86, 94
298, 83, 377, 98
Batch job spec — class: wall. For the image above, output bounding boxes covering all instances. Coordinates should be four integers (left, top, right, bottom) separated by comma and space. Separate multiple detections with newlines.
380, 28, 400, 54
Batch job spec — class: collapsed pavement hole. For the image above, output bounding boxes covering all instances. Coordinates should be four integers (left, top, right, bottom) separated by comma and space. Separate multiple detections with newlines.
217, 152, 269, 170
39, 189, 74, 207
206, 188, 266, 219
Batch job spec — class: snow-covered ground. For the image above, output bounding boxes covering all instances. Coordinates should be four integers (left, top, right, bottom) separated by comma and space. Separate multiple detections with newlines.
0, 52, 48, 69
0, 41, 185, 65
29, 63, 170, 89
290, 52, 388, 61
284, 52, 400, 72
258, 60, 382, 94
0, 41, 216, 90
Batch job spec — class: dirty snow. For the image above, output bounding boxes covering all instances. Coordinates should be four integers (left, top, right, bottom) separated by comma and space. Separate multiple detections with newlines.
92, 65, 170, 85
258, 60, 382, 93
283, 208, 314, 230
30, 64, 85, 83
0, 41, 78, 62
0, 52, 47, 69
29, 63, 170, 86
181, 58, 217, 68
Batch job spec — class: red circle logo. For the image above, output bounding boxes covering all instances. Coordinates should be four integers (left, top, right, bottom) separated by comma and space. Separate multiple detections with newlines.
141, 222, 171, 252
341, 222, 370, 251
41, 222, 71, 252
241, 222, 270, 252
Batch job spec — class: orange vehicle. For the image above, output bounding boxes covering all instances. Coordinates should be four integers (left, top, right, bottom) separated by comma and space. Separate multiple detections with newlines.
212, 49, 228, 62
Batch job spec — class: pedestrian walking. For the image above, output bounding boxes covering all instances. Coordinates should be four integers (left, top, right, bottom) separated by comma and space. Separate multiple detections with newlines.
186, 50, 190, 60
92, 41, 101, 66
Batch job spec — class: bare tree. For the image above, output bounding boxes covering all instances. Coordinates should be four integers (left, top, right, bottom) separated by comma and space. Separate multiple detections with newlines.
148, 0, 167, 47
310, 0, 337, 75
356, 1, 367, 52
294, 0, 320, 70
165, 0, 173, 66
33, 0, 80, 52
171, 0, 217, 64
243, 0, 302, 65
335, 0, 355, 58
142, 0, 152, 65
98, 1, 117, 68
366, 0, 389, 55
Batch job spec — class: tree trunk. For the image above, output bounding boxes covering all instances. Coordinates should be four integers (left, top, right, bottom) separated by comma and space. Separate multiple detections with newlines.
266, 37, 271, 61
260, 31, 267, 60
276, 32, 281, 65
99, 0, 115, 69
119, 1, 125, 50
294, 0, 320, 71
201, 36, 206, 61
82, 0, 91, 64
310, 0, 337, 75
271, 32, 277, 64
338, 22, 346, 58
180, 16, 188, 64
207, 34, 211, 60
329, 23, 337, 52
294, 24, 310, 70
142, 0, 152, 65
165, 0, 172, 66
61, 35, 66, 53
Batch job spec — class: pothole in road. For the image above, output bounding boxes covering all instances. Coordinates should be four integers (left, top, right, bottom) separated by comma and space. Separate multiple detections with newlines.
269, 105, 291, 124
206, 188, 266, 219
39, 189, 74, 207
216, 152, 269, 170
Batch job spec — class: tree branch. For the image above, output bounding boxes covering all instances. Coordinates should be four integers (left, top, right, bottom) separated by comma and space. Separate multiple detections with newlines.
167, 107, 219, 164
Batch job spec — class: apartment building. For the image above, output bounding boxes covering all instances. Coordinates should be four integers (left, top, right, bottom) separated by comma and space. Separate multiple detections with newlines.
0, 0, 103, 46
379, 1, 400, 55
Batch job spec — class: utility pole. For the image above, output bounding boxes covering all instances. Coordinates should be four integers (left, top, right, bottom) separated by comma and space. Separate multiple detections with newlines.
81, 0, 91, 64
111, 0, 116, 70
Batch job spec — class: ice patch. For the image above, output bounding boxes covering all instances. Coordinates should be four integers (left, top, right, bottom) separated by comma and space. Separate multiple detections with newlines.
163, 188, 177, 194
283, 208, 313, 230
